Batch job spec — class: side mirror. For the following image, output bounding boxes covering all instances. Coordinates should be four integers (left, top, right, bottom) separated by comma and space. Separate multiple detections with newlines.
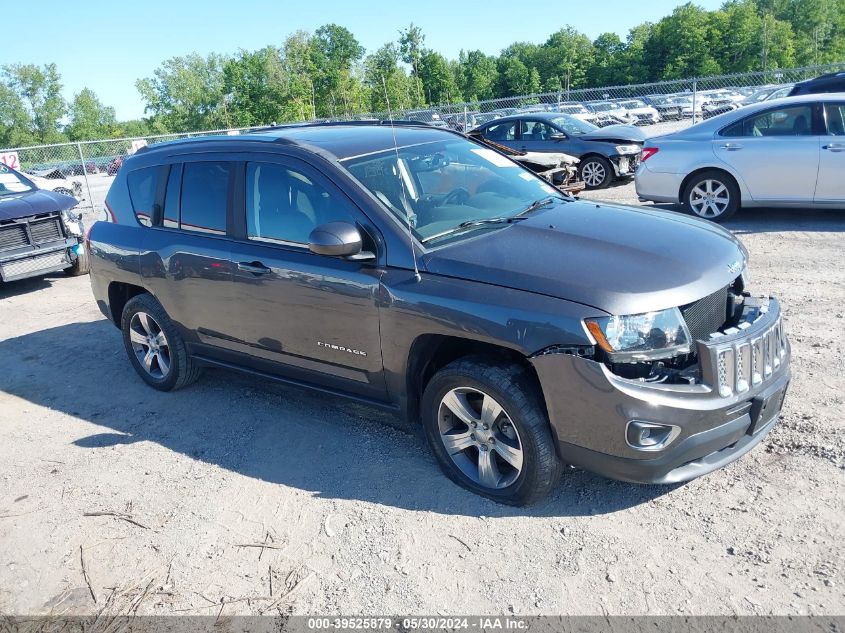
550, 133, 566, 141
308, 221, 374, 261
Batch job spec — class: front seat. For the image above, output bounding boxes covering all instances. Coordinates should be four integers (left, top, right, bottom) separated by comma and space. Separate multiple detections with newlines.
793, 115, 809, 135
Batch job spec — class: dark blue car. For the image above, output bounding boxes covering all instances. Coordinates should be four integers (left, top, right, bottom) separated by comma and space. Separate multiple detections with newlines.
471, 112, 646, 189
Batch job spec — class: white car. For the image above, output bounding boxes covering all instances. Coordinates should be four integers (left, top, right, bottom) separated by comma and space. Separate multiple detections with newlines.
635, 93, 845, 222
615, 99, 661, 125
556, 103, 598, 124
665, 95, 703, 118
25, 171, 85, 201
586, 102, 637, 125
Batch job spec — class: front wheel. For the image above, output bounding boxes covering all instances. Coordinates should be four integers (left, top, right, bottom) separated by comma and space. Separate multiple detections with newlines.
421, 357, 561, 506
579, 156, 613, 189
683, 170, 740, 222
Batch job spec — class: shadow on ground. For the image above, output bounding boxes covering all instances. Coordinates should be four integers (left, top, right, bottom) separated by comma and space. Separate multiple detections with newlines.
647, 203, 845, 234
0, 319, 676, 517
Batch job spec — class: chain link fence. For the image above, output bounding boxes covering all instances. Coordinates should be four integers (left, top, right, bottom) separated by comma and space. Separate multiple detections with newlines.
1, 62, 842, 217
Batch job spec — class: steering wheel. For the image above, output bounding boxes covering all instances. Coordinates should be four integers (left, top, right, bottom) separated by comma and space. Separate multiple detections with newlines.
443, 187, 470, 206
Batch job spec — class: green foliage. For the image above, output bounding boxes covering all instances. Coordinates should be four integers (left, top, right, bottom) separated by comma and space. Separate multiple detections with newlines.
66, 88, 117, 141
2, 63, 66, 144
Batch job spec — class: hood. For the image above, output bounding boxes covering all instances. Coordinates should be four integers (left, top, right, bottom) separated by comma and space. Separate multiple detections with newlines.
0, 189, 77, 222
578, 124, 646, 144
423, 201, 747, 316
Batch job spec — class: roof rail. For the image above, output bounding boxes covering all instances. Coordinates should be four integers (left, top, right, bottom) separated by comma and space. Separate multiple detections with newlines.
254, 119, 440, 133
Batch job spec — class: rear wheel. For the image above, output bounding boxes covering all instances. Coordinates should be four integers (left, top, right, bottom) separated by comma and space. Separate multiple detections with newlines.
421, 357, 561, 506
579, 156, 613, 189
683, 170, 740, 222
121, 293, 202, 391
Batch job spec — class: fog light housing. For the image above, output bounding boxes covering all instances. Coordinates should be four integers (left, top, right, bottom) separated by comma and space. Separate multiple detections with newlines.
626, 421, 681, 451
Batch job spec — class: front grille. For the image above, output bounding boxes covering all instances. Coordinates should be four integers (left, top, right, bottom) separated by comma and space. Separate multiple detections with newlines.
715, 316, 786, 397
29, 216, 64, 243
682, 286, 729, 342
0, 224, 29, 251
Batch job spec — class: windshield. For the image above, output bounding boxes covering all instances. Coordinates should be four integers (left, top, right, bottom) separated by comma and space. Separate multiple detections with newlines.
550, 115, 597, 135
590, 103, 613, 112
621, 100, 647, 108
0, 164, 34, 196
341, 137, 566, 244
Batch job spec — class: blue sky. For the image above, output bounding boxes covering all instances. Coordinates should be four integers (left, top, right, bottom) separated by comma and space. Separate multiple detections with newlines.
2, 0, 724, 121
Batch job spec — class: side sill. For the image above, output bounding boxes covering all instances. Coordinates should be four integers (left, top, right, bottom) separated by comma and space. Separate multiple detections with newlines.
192, 355, 401, 413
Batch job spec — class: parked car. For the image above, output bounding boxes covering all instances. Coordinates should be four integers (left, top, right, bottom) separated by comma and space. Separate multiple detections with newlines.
636, 94, 845, 222
405, 109, 448, 128
702, 97, 741, 119
614, 99, 661, 125
87, 122, 790, 505
740, 85, 792, 106
555, 103, 598, 124
25, 169, 85, 200
642, 96, 685, 120
664, 95, 702, 118
586, 101, 637, 125
788, 71, 845, 96
0, 164, 89, 282
471, 112, 645, 189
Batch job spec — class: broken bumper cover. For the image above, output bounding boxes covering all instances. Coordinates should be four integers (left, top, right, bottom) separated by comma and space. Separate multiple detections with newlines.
531, 298, 790, 484
0, 240, 77, 282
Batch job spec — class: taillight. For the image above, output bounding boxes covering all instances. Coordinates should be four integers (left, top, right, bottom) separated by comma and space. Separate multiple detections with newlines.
641, 147, 659, 162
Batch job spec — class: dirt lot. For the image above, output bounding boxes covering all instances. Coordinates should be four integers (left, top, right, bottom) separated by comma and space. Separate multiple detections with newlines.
0, 184, 843, 618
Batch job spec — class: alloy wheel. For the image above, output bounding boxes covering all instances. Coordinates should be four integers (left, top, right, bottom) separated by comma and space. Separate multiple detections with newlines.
437, 387, 523, 489
689, 179, 730, 218
581, 160, 607, 187
128, 312, 171, 379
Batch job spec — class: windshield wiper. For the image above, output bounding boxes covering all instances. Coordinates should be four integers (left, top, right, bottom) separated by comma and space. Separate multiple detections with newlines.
421, 216, 526, 244
514, 196, 561, 217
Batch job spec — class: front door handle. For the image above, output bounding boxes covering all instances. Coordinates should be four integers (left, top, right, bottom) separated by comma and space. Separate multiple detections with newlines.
238, 261, 271, 275
718, 143, 743, 151
822, 143, 845, 152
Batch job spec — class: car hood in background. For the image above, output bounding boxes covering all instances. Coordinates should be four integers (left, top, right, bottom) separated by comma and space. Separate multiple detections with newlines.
577, 125, 646, 144
0, 189, 77, 222
423, 201, 747, 316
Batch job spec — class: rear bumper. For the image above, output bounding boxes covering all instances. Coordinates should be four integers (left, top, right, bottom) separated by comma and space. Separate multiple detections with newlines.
531, 298, 790, 484
635, 163, 684, 203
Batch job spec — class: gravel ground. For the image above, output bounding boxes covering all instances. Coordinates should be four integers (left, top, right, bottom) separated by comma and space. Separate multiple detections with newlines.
0, 182, 843, 618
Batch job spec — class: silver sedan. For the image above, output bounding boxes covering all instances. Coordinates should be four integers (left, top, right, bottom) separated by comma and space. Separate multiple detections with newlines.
635, 93, 845, 222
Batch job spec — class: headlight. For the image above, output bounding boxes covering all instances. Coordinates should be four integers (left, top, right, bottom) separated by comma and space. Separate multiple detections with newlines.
60, 208, 84, 237
615, 144, 641, 155
585, 307, 692, 362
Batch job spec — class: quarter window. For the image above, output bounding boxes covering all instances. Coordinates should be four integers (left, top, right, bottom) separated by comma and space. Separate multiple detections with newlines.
127, 166, 164, 227
721, 105, 814, 137
180, 162, 229, 235
246, 162, 355, 244
824, 104, 845, 136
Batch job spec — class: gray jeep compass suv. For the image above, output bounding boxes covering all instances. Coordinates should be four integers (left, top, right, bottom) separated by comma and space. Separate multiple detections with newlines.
88, 122, 790, 505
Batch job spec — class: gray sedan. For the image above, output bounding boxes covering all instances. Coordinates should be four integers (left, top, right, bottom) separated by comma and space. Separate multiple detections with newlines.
636, 93, 845, 222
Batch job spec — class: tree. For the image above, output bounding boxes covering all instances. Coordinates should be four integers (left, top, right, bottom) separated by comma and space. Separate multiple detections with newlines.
364, 43, 415, 112
536, 27, 594, 92
136, 53, 227, 132
399, 23, 425, 103
309, 24, 366, 117
0, 82, 35, 147
418, 50, 459, 104
2, 63, 65, 144
222, 47, 289, 127
65, 88, 117, 141
588, 33, 626, 86
644, 3, 722, 79
455, 50, 498, 101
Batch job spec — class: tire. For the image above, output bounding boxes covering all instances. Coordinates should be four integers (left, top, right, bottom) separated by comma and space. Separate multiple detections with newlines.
420, 356, 561, 506
120, 293, 202, 391
579, 156, 613, 190
63, 247, 90, 276
683, 170, 740, 223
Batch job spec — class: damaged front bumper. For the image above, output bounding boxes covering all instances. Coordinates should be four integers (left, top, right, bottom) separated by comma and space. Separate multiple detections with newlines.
531, 297, 790, 484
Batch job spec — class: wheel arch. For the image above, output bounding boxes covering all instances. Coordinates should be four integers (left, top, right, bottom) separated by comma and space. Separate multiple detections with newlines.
107, 281, 150, 327
404, 334, 543, 425
679, 166, 745, 206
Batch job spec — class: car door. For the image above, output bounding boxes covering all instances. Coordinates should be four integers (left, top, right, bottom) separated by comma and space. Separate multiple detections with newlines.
137, 160, 236, 349
226, 156, 387, 399
517, 120, 565, 153
713, 103, 820, 203
815, 102, 845, 204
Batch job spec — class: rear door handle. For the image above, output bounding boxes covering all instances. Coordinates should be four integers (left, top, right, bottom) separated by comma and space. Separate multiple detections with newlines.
822, 143, 845, 152
237, 261, 271, 275
718, 143, 743, 151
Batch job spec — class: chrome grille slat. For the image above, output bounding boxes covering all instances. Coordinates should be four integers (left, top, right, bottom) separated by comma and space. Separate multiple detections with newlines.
714, 314, 785, 397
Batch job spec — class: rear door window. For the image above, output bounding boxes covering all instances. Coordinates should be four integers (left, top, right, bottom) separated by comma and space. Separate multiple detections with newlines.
721, 105, 814, 137
824, 103, 845, 136
180, 162, 230, 235
484, 121, 516, 141
127, 166, 166, 227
